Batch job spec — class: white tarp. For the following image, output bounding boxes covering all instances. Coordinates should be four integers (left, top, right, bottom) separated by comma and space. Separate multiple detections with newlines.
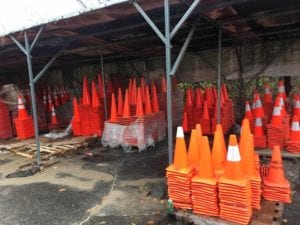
0, 0, 128, 37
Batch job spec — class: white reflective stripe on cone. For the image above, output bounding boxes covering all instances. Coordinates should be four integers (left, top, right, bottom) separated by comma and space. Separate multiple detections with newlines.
265, 87, 271, 94
278, 85, 285, 92
255, 99, 262, 108
272, 107, 281, 116
227, 145, 241, 161
245, 104, 251, 111
176, 126, 184, 138
255, 118, 263, 126
291, 122, 300, 131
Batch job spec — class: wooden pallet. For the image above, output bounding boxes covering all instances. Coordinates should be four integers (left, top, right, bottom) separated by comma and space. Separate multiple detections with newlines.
171, 200, 284, 225
255, 149, 300, 162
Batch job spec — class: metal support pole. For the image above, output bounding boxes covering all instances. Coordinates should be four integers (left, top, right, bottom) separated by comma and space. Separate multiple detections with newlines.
164, 0, 173, 165
24, 31, 41, 165
171, 22, 197, 75
100, 49, 108, 120
131, 1, 167, 45
30, 25, 45, 51
10, 36, 27, 55
217, 26, 222, 124
170, 0, 201, 39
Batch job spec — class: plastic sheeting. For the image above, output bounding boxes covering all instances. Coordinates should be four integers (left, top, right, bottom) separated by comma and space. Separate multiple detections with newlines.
101, 111, 166, 152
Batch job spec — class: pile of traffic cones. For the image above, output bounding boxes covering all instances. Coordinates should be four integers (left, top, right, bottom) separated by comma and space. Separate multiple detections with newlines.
102, 77, 166, 150
14, 96, 35, 139
191, 134, 219, 216
0, 102, 13, 139
182, 84, 234, 135
262, 146, 291, 203
253, 117, 267, 148
72, 76, 104, 136
286, 115, 300, 153
166, 126, 195, 209
218, 135, 252, 224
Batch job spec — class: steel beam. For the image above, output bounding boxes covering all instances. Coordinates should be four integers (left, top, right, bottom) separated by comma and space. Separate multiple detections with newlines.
170, 0, 201, 39
30, 25, 45, 51
100, 49, 108, 120
24, 31, 41, 165
131, 1, 167, 45
171, 21, 197, 75
217, 26, 222, 124
164, 0, 173, 165
9, 36, 27, 55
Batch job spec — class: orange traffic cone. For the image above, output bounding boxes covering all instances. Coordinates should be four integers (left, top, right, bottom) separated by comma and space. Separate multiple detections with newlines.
117, 88, 123, 116
277, 80, 287, 100
73, 97, 80, 122
255, 94, 264, 118
262, 146, 291, 203
131, 78, 137, 105
17, 95, 29, 119
123, 89, 130, 118
82, 76, 91, 105
191, 136, 219, 217
110, 93, 117, 122
50, 105, 58, 125
98, 73, 104, 99
263, 83, 273, 103
201, 101, 211, 134
212, 129, 226, 177
144, 86, 152, 115
53, 89, 60, 107
253, 117, 267, 148
239, 119, 251, 157
195, 88, 202, 108
161, 76, 167, 93
195, 124, 203, 158
71, 97, 81, 136
182, 111, 190, 133
244, 101, 253, 121
290, 115, 300, 141
92, 80, 101, 108
151, 84, 160, 112
294, 95, 300, 118
166, 126, 194, 209
135, 87, 144, 117
185, 88, 193, 106
271, 97, 282, 126
42, 91, 47, 111
187, 129, 200, 169
140, 77, 146, 103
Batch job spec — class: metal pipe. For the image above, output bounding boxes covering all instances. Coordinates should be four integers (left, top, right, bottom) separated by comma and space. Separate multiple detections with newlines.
171, 22, 197, 75
131, 1, 167, 45
10, 36, 27, 55
170, 0, 201, 39
33, 50, 61, 83
24, 31, 41, 165
100, 49, 108, 120
217, 26, 222, 124
30, 25, 45, 51
164, 0, 173, 165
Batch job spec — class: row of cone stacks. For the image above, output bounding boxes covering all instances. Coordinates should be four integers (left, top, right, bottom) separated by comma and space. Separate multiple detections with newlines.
14, 96, 35, 139
182, 84, 234, 135
166, 120, 263, 224
72, 75, 104, 136
0, 101, 13, 139
101, 77, 166, 150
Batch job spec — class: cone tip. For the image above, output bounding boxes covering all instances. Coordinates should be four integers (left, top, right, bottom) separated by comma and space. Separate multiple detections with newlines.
229, 134, 238, 146
176, 126, 184, 138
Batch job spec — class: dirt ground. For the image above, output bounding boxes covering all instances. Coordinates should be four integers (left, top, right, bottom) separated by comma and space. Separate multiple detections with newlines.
0, 139, 299, 225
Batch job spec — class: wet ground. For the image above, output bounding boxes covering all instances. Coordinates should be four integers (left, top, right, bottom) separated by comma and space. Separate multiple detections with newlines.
0, 139, 299, 225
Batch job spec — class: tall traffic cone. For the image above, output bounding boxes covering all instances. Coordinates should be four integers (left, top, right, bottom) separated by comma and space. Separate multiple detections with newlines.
92, 81, 101, 108
117, 88, 123, 116
271, 98, 282, 126
135, 87, 144, 117
144, 86, 152, 115
151, 84, 160, 112
187, 129, 200, 169
255, 94, 264, 118
110, 93, 117, 122
244, 101, 253, 121
239, 119, 251, 157
17, 95, 29, 119
263, 83, 273, 103
212, 129, 226, 177
215, 124, 227, 156
82, 76, 91, 105
191, 136, 219, 217
262, 146, 291, 203
185, 88, 193, 106
166, 126, 194, 209
123, 89, 130, 118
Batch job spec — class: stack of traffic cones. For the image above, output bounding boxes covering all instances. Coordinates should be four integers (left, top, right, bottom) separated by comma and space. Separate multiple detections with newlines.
266, 97, 286, 148
89, 81, 104, 136
201, 101, 211, 134
263, 83, 273, 120
253, 117, 267, 148
218, 135, 252, 225
262, 146, 291, 203
48, 105, 61, 130
0, 102, 13, 139
71, 97, 82, 136
14, 96, 35, 139
191, 136, 219, 217
286, 115, 300, 153
166, 127, 195, 209
182, 88, 194, 132
211, 126, 226, 178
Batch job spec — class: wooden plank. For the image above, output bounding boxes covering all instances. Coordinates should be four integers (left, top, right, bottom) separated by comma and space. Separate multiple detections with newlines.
14, 152, 34, 159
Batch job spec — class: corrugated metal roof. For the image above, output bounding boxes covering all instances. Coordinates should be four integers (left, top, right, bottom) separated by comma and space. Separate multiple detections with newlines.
0, 0, 128, 37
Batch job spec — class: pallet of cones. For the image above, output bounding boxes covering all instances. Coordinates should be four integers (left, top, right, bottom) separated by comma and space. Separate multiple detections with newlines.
262, 145, 291, 203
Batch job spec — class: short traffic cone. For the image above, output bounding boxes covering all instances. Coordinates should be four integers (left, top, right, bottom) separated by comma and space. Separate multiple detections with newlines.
191, 136, 219, 217
255, 94, 265, 118
219, 135, 252, 225
17, 95, 29, 119
262, 146, 291, 203
117, 88, 123, 116
166, 126, 194, 209
82, 76, 91, 105
110, 93, 117, 122
135, 87, 144, 117
212, 129, 226, 177
123, 89, 130, 118
144, 86, 152, 115
244, 101, 253, 121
